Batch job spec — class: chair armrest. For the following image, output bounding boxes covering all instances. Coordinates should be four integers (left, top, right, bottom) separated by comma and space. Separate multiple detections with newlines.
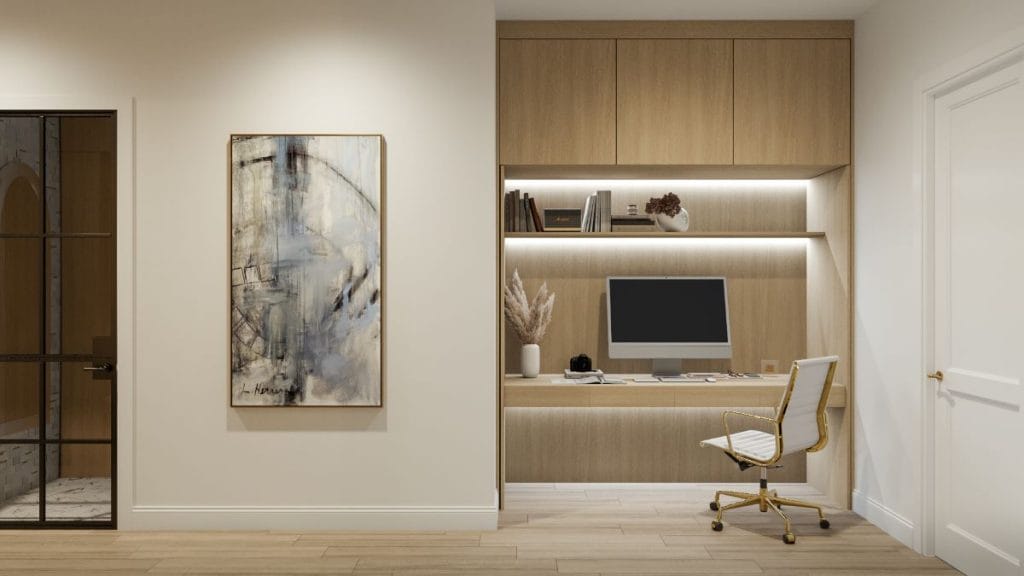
722, 410, 781, 463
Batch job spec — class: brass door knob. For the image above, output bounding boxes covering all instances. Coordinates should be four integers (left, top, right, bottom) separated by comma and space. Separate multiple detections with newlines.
927, 371, 944, 381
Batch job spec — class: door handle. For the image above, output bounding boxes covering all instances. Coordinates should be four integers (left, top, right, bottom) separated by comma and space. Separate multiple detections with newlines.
83, 363, 114, 373
927, 370, 944, 382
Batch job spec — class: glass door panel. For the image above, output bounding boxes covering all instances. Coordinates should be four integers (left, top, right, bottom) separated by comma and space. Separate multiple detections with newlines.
46, 361, 112, 441
0, 362, 40, 438
0, 116, 43, 235
0, 239, 42, 355
45, 444, 111, 523
0, 444, 41, 521
49, 117, 115, 235
47, 238, 115, 356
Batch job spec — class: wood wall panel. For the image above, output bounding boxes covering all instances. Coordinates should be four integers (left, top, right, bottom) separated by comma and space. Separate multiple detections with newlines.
504, 241, 807, 376
617, 40, 733, 165
805, 166, 852, 508
505, 407, 806, 482
734, 39, 851, 165
499, 39, 616, 165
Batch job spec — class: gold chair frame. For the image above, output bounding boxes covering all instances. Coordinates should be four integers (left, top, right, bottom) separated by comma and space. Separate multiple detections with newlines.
708, 359, 839, 544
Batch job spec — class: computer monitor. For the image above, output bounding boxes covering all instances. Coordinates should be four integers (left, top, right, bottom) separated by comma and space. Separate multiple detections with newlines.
606, 276, 732, 376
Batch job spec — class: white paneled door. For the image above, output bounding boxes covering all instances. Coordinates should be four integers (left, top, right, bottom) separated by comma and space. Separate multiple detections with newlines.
931, 56, 1024, 575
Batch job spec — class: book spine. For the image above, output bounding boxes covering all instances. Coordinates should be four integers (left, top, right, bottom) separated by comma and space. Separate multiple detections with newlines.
598, 190, 611, 233
511, 189, 520, 232
528, 197, 544, 232
581, 195, 594, 233
504, 192, 511, 232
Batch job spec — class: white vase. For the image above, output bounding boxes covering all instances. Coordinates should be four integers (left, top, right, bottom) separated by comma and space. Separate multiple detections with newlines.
521, 344, 540, 378
654, 209, 689, 232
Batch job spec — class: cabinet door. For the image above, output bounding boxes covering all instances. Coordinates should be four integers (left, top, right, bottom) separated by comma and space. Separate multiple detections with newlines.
499, 39, 616, 165
617, 39, 733, 165
734, 39, 851, 165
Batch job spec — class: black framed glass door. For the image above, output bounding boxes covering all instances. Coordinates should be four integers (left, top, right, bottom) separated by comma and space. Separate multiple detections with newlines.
0, 113, 116, 528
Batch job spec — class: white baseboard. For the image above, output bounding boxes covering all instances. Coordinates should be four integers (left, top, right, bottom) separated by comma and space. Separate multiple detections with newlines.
126, 504, 498, 531
852, 489, 915, 548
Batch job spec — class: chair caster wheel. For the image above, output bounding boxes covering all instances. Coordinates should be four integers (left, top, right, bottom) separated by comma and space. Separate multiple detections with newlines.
783, 533, 796, 544
819, 519, 830, 529
711, 520, 724, 532
709, 501, 719, 511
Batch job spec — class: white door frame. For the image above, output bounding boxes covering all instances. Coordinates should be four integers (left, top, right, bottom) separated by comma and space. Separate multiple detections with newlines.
0, 96, 136, 529
916, 28, 1024, 557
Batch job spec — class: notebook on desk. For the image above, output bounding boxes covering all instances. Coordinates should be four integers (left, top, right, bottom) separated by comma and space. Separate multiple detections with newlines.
552, 376, 626, 385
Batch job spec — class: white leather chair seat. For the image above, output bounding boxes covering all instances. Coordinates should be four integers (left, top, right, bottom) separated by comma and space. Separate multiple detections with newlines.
701, 429, 777, 462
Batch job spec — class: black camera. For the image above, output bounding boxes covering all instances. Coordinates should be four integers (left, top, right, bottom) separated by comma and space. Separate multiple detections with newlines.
569, 353, 592, 372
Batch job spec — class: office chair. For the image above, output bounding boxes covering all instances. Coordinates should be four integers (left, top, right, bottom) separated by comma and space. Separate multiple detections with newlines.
699, 355, 840, 544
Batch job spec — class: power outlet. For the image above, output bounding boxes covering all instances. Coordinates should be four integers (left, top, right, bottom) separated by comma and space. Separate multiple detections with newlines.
760, 359, 779, 374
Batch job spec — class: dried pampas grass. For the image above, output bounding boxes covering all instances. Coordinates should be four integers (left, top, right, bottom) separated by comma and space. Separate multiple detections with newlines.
504, 270, 555, 345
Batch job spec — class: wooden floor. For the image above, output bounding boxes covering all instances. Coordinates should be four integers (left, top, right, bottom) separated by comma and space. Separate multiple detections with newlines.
0, 483, 960, 575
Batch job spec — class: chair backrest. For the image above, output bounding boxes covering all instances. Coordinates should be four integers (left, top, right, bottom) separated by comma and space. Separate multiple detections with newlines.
776, 356, 839, 456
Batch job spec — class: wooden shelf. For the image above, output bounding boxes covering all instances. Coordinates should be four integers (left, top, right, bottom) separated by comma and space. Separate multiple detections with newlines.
505, 231, 825, 239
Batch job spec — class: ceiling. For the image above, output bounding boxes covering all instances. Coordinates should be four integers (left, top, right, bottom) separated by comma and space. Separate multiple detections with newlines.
495, 0, 878, 21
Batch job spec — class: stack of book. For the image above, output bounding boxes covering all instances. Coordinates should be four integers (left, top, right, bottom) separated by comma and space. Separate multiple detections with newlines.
504, 189, 544, 232
581, 190, 612, 232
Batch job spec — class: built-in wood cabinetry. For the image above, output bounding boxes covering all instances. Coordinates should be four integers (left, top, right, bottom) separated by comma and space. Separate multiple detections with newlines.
617, 40, 733, 164
496, 21, 854, 511
734, 39, 851, 165
498, 25, 852, 167
498, 39, 616, 165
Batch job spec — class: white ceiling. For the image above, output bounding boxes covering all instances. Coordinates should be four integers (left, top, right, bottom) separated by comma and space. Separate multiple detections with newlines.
495, 0, 878, 21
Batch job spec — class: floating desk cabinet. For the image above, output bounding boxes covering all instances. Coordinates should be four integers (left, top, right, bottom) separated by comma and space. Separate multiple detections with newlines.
496, 20, 854, 511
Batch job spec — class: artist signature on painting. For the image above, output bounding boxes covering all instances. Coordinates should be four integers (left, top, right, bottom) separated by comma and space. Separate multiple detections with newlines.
242, 381, 298, 396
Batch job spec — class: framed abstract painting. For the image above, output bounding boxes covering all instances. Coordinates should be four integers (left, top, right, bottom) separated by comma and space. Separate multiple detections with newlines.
230, 134, 384, 406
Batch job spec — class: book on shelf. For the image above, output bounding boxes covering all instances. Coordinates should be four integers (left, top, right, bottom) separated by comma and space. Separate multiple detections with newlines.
597, 190, 611, 232
504, 189, 520, 232
528, 196, 544, 232
521, 195, 529, 232
581, 194, 596, 232
520, 194, 529, 232
579, 190, 612, 232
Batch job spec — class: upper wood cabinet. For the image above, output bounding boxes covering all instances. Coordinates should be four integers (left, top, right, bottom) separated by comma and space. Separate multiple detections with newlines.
617, 40, 733, 165
734, 39, 851, 165
499, 39, 616, 165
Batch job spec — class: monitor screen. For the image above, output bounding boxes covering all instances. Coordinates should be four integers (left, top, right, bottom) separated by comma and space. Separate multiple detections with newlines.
607, 277, 729, 344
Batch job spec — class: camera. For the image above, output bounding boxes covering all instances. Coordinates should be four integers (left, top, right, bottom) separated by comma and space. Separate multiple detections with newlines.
569, 353, 592, 372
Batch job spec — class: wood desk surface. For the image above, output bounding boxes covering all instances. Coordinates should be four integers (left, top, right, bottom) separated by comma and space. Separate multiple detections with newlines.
503, 374, 847, 408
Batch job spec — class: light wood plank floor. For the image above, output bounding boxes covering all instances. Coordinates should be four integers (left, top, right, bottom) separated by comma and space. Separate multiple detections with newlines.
0, 483, 960, 575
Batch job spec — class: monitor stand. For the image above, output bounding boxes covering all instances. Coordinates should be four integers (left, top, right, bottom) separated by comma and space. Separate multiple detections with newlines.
651, 359, 683, 377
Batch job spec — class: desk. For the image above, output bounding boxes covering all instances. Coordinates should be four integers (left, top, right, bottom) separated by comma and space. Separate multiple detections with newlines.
503, 374, 848, 408
502, 374, 850, 508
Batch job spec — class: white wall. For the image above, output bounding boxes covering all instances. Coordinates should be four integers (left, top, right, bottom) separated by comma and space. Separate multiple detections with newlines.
0, 0, 497, 529
854, 0, 1024, 549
